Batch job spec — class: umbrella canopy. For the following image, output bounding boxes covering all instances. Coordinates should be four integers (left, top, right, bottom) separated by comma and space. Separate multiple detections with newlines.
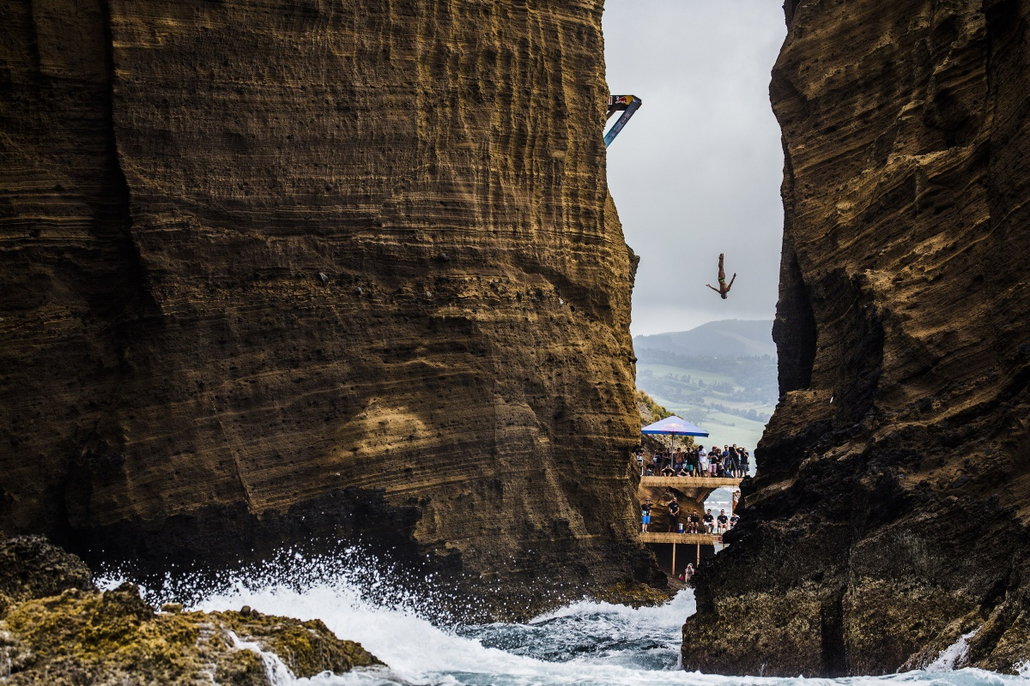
641, 415, 709, 437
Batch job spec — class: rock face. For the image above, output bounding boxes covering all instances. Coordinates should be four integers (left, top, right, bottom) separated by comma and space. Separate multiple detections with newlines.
684, 0, 1030, 676
0, 536, 381, 685
0, 535, 95, 618
0, 0, 650, 615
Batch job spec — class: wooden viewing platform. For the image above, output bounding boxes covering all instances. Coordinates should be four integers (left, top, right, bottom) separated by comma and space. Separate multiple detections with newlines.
636, 474, 742, 574
639, 530, 728, 571
639, 475, 742, 488
639, 532, 724, 544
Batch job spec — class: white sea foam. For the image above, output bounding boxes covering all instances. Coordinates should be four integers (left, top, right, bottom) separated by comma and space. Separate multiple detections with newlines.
227, 630, 297, 686
926, 630, 978, 672
99, 552, 1027, 686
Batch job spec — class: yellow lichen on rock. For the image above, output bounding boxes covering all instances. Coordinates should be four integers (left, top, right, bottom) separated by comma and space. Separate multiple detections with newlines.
0, 556, 382, 685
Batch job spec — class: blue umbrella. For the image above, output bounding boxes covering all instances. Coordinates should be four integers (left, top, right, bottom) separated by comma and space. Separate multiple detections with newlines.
641, 416, 709, 437
641, 416, 709, 465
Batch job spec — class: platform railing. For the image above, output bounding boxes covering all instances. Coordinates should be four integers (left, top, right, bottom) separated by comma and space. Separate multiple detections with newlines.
639, 531, 728, 544
639, 475, 742, 488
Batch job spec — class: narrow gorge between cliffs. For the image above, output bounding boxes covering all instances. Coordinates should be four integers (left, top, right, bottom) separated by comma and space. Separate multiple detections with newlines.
2, 0, 1030, 683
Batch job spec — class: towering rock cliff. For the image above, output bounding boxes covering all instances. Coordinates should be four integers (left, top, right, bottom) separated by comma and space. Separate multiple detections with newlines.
685, 0, 1030, 675
0, 0, 652, 615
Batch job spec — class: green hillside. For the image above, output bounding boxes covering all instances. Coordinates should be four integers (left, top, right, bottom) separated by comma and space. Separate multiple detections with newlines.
634, 319, 776, 452
635, 319, 775, 358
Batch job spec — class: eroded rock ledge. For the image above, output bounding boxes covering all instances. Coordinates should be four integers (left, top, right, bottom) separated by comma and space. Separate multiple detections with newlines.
684, 0, 1030, 676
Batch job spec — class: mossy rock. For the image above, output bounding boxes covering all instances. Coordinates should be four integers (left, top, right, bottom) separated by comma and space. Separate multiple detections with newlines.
593, 581, 671, 608
1, 582, 383, 684
216, 649, 267, 686
2, 583, 203, 684
0, 536, 93, 603
215, 609, 383, 678
0, 536, 383, 683
636, 390, 672, 425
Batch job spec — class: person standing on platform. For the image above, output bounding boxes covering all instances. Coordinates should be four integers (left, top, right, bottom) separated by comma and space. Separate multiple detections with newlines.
726, 446, 740, 477
668, 497, 680, 532
641, 498, 652, 532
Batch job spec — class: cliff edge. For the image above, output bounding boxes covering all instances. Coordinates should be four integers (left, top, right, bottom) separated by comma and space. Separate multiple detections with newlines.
0, 0, 652, 616
684, 0, 1030, 675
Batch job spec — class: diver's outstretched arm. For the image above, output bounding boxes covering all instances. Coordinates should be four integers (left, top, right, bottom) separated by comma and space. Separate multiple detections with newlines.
706, 284, 721, 294
726, 273, 737, 292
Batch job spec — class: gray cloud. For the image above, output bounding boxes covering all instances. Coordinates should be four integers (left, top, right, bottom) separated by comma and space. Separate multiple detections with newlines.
602, 1, 787, 336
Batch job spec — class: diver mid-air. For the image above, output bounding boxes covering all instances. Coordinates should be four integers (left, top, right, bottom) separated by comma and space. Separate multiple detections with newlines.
706, 253, 736, 299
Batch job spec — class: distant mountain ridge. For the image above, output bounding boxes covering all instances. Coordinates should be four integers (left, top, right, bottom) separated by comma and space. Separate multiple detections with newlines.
634, 319, 775, 358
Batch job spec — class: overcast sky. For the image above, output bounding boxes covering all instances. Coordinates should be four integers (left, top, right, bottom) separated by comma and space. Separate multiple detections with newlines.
602, 2, 788, 337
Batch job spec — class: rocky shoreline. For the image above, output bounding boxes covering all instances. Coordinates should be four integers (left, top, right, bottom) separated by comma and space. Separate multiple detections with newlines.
0, 535, 381, 685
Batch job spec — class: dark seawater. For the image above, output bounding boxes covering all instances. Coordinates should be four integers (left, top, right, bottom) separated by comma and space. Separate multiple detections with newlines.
102, 553, 1028, 686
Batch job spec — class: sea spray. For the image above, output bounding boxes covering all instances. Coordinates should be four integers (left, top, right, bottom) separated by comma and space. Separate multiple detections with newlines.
97, 544, 447, 622
927, 630, 979, 672
99, 551, 1028, 686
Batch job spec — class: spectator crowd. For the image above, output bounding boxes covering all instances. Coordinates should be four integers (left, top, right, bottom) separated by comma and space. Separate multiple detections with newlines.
640, 497, 739, 535
636, 444, 750, 478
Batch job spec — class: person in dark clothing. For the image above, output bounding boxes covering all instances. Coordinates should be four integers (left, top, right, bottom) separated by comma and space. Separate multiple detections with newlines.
709, 451, 722, 477
668, 498, 680, 532
703, 509, 715, 533
725, 446, 740, 477
641, 498, 652, 532
717, 509, 729, 533
689, 509, 701, 533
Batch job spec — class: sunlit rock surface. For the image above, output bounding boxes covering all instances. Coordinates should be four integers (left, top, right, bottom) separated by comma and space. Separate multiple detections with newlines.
0, 536, 381, 684
684, 0, 1030, 676
0, 0, 650, 616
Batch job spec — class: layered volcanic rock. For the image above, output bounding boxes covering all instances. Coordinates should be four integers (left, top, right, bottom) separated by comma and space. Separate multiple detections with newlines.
684, 0, 1030, 676
0, 0, 653, 616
